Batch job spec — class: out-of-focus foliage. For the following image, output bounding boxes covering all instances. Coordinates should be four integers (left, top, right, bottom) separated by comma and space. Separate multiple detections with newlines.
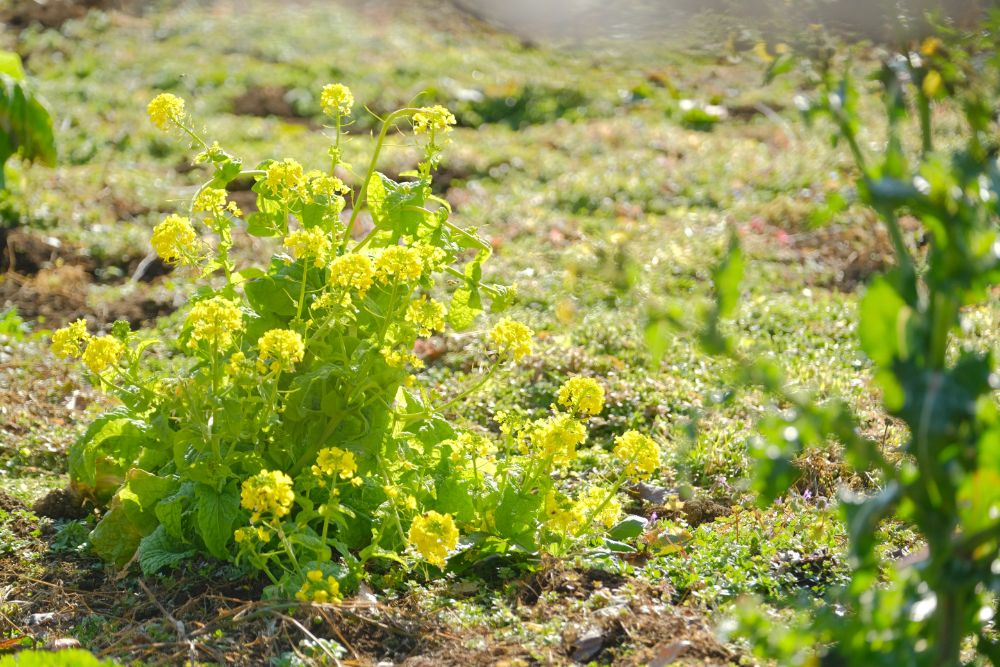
655, 13, 1000, 667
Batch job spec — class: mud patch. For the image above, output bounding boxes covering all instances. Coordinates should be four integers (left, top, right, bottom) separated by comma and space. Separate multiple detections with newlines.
0, 230, 177, 327
231, 85, 315, 123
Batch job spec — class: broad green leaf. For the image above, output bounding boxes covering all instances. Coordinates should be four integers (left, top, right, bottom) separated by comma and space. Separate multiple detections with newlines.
608, 515, 648, 541
859, 276, 910, 367
0, 52, 25, 80
117, 468, 179, 536
448, 287, 480, 331
195, 482, 240, 559
138, 525, 196, 575
89, 505, 143, 568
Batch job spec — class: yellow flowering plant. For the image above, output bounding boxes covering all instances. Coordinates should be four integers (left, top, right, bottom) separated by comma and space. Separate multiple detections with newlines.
56, 84, 663, 600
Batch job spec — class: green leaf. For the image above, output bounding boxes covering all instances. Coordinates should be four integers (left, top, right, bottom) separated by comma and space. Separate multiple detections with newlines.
0, 52, 25, 80
858, 276, 910, 366
155, 482, 194, 540
138, 525, 196, 575
0, 70, 56, 168
89, 505, 143, 568
195, 482, 240, 560
117, 469, 179, 536
366, 172, 429, 237
608, 515, 648, 541
713, 234, 743, 320
448, 287, 481, 331
0, 649, 119, 667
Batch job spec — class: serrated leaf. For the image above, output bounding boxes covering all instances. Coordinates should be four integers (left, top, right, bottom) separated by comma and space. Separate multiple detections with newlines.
195, 483, 240, 560
138, 525, 196, 575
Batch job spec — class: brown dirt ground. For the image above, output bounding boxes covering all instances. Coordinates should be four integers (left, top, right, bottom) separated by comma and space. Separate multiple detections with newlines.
0, 531, 740, 666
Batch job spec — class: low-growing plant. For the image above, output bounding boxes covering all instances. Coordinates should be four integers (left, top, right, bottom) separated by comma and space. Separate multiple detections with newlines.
54, 85, 663, 598
649, 20, 1000, 666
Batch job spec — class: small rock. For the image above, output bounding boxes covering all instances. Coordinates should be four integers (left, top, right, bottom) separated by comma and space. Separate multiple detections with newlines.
27, 612, 57, 626
47, 637, 82, 651
570, 628, 604, 663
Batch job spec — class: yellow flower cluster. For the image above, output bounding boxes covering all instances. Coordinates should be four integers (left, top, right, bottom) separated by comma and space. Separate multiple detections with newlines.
151, 214, 198, 264
412, 105, 456, 135
489, 318, 533, 361
264, 158, 306, 198
295, 569, 342, 603
613, 431, 661, 481
405, 295, 446, 337
306, 172, 349, 208
234, 524, 271, 544
193, 187, 240, 217
186, 297, 243, 349
82, 336, 124, 375
51, 319, 90, 358
575, 485, 623, 529
408, 510, 460, 567
557, 376, 605, 416
531, 413, 587, 466
375, 245, 424, 283
329, 253, 375, 295
381, 347, 424, 369
415, 243, 447, 274
257, 329, 305, 374
544, 491, 583, 534
312, 447, 357, 480
320, 83, 354, 117
240, 469, 295, 523
147, 93, 185, 130
226, 351, 248, 378
284, 227, 331, 267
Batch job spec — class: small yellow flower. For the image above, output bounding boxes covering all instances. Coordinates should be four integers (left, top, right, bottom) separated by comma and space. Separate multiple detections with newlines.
329, 253, 376, 295
82, 336, 124, 374
921, 36, 943, 57
574, 486, 623, 530
264, 158, 306, 198
240, 469, 295, 522
147, 93, 186, 130
193, 187, 230, 215
375, 245, 424, 283
257, 329, 305, 374
306, 172, 348, 197
408, 510, 460, 567
489, 318, 533, 361
531, 413, 586, 466
295, 569, 342, 603
320, 83, 354, 117
412, 105, 456, 135
381, 347, 424, 369
225, 351, 247, 377
406, 295, 446, 337
186, 297, 243, 349
613, 430, 661, 481
151, 214, 199, 264
51, 319, 90, 359
557, 376, 605, 416
544, 491, 583, 534
312, 447, 357, 480
284, 227, 331, 267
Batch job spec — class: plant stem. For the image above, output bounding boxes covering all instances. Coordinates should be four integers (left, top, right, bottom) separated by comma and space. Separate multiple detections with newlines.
340, 108, 420, 251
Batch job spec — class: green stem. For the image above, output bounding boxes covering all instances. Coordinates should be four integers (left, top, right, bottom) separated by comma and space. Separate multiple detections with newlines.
340, 108, 420, 251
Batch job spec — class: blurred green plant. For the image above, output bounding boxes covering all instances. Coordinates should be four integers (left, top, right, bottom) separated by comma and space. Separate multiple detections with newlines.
0, 51, 56, 226
650, 15, 1000, 667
